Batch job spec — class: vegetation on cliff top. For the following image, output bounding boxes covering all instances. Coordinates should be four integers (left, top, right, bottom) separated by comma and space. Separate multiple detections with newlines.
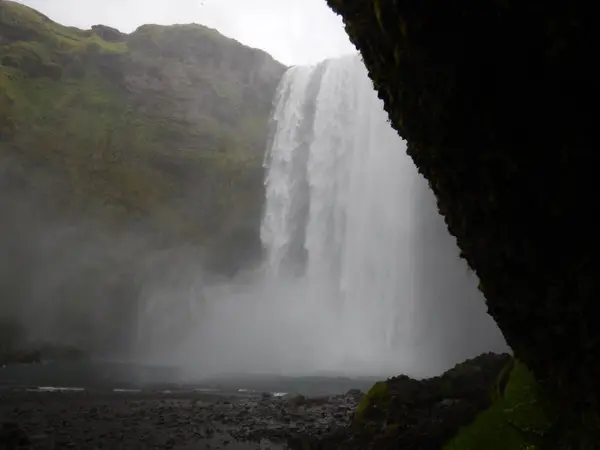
326, 0, 597, 446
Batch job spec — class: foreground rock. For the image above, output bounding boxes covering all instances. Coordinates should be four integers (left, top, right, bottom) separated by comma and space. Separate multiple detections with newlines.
290, 353, 511, 450
0, 353, 513, 449
354, 353, 511, 449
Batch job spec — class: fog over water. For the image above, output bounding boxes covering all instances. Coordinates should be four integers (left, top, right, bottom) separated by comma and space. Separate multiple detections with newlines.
0, 54, 507, 380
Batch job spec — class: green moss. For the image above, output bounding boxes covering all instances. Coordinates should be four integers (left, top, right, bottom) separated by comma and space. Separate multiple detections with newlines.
355, 381, 391, 423
0, 68, 170, 216
492, 356, 515, 403
373, 0, 384, 31
0, 84, 16, 139
444, 362, 550, 450
0, 41, 62, 79
0, 1, 126, 55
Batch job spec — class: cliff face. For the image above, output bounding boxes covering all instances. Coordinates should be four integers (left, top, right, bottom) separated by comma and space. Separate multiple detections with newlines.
326, 0, 596, 445
0, 0, 285, 269
0, 1, 285, 356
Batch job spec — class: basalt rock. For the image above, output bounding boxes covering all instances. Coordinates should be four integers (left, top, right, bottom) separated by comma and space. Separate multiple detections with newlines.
350, 353, 511, 450
326, 0, 598, 445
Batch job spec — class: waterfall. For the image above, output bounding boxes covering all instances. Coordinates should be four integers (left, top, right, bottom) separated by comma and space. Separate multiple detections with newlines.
175, 53, 506, 378
260, 54, 507, 376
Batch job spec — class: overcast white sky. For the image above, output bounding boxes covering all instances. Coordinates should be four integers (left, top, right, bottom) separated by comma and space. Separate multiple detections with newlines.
15, 0, 357, 66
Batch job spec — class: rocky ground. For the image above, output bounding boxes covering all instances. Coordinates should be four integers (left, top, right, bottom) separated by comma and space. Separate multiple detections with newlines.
0, 388, 363, 449
0, 352, 513, 450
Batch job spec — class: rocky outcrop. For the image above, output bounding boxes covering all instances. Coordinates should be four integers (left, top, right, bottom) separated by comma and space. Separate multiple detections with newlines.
345, 353, 511, 449
326, 0, 597, 445
91, 25, 126, 42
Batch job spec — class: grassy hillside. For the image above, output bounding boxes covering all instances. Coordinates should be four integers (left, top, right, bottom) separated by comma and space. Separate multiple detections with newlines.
0, 0, 285, 357
0, 0, 285, 270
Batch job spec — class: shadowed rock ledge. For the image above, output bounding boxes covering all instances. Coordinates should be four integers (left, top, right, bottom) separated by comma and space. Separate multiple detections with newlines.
326, 0, 598, 446
286, 353, 514, 450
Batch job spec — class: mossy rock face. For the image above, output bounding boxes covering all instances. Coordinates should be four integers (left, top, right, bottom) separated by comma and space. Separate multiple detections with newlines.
354, 381, 390, 424
444, 360, 550, 450
327, 0, 598, 442
350, 353, 511, 449
0, 0, 286, 274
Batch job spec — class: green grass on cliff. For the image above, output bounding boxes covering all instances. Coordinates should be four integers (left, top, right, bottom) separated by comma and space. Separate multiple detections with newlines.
0, 0, 278, 258
0, 1, 125, 80
0, 1, 174, 219
0, 66, 170, 219
444, 362, 550, 450
0, 1, 126, 53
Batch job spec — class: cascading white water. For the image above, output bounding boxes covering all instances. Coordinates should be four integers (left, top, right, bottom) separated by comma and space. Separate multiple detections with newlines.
303, 56, 419, 361
174, 52, 506, 379
261, 65, 317, 274
260, 53, 506, 375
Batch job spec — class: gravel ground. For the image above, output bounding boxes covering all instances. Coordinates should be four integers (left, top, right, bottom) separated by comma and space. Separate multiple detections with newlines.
0, 388, 362, 449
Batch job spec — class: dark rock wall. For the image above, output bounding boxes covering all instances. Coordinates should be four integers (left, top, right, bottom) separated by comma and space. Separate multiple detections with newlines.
326, 0, 598, 439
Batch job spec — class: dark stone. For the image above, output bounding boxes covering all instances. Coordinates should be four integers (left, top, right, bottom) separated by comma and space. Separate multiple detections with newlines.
0, 422, 30, 448
350, 353, 510, 449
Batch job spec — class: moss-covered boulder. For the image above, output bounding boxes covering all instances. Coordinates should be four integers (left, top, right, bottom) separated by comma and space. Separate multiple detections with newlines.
349, 353, 511, 449
327, 0, 598, 443
445, 360, 550, 450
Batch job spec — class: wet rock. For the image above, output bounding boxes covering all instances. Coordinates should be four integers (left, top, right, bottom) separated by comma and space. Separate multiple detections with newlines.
287, 394, 307, 407
0, 422, 30, 447
348, 353, 512, 449
0, 385, 365, 449
345, 389, 364, 401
